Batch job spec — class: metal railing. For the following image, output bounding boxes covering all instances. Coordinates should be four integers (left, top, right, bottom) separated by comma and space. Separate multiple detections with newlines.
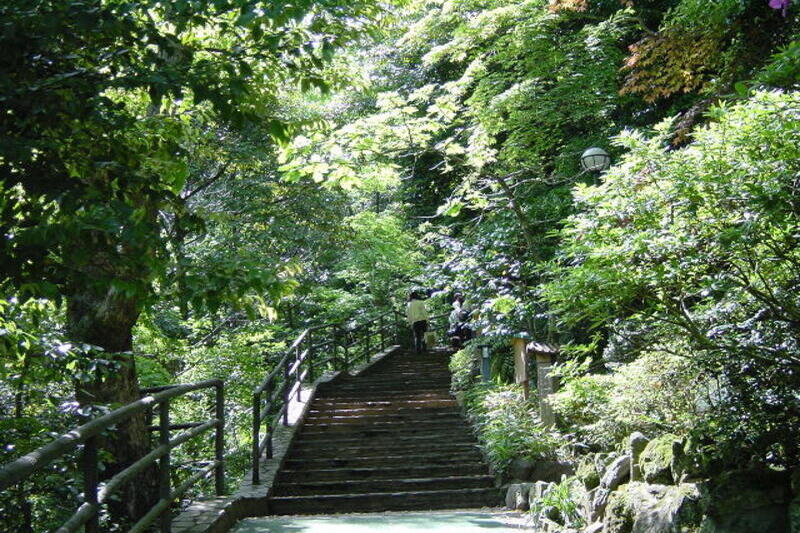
0, 305, 442, 531
427, 311, 450, 343
251, 310, 399, 483
0, 380, 224, 533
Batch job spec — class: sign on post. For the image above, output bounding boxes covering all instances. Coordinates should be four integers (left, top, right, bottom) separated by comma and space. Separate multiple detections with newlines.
529, 341, 559, 427
511, 336, 530, 400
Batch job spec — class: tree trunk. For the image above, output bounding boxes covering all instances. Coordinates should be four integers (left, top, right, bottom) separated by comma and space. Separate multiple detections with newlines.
66, 285, 157, 525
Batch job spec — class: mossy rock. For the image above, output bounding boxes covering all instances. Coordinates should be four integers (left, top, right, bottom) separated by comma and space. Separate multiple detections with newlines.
701, 467, 790, 532
605, 485, 634, 533
640, 434, 677, 485
577, 457, 601, 490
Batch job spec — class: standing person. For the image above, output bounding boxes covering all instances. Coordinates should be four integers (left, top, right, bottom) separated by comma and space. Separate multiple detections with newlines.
449, 293, 464, 348
407, 291, 429, 354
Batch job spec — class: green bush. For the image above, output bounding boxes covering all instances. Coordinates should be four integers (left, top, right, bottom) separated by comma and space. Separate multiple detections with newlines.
449, 345, 479, 391
544, 91, 800, 467
465, 384, 561, 474
550, 372, 614, 432
551, 351, 700, 449
530, 476, 586, 530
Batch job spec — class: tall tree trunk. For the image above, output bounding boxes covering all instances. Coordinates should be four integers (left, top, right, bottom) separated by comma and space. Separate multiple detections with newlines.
66, 285, 157, 525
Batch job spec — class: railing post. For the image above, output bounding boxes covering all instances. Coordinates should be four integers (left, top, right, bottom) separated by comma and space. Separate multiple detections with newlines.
365, 322, 371, 361
158, 400, 171, 533
480, 344, 491, 383
265, 381, 274, 458
215, 382, 225, 496
282, 357, 290, 426
343, 330, 350, 373
307, 329, 315, 382
379, 314, 385, 350
295, 342, 302, 401
333, 325, 342, 371
394, 311, 402, 346
82, 436, 99, 533
251, 392, 261, 484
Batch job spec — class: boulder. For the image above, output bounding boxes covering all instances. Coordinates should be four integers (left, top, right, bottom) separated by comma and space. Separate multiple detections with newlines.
584, 523, 604, 533
630, 482, 702, 533
532, 460, 576, 482
629, 432, 649, 482
603, 482, 702, 533
591, 456, 631, 521
528, 480, 555, 510
577, 456, 602, 490
592, 487, 611, 522
601, 455, 631, 491
669, 437, 704, 484
509, 458, 537, 481
604, 486, 633, 533
700, 468, 790, 533
640, 435, 676, 484
505, 482, 535, 511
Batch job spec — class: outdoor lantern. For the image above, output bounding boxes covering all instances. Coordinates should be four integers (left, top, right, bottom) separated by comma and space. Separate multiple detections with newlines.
580, 147, 611, 172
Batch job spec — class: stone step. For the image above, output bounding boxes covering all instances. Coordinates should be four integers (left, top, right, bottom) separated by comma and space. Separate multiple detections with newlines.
273, 474, 495, 496
276, 463, 490, 483
288, 442, 481, 460
311, 392, 458, 411
334, 373, 450, 381
282, 451, 483, 470
317, 394, 453, 402
362, 368, 449, 376
293, 428, 476, 444
299, 421, 467, 436
322, 386, 452, 396
307, 407, 459, 418
303, 412, 464, 425
268, 487, 504, 515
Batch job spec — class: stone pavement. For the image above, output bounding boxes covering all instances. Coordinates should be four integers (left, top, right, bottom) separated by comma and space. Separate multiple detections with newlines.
231, 510, 534, 533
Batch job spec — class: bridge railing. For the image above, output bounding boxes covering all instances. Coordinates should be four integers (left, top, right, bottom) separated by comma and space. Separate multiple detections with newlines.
0, 379, 224, 533
250, 310, 399, 483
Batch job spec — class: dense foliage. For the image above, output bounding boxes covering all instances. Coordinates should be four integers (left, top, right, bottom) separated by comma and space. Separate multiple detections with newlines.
3, 0, 800, 530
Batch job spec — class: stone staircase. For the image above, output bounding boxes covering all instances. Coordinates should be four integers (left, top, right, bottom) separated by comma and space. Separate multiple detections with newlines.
267, 348, 503, 514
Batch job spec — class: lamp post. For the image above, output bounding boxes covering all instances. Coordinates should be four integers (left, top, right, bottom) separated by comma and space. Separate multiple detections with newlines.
580, 147, 611, 172
480, 344, 491, 383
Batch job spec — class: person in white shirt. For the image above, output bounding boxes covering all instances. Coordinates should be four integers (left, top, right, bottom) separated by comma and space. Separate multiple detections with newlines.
406, 291, 429, 354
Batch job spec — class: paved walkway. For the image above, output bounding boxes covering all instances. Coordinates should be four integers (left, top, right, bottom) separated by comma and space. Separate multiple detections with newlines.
231, 511, 533, 533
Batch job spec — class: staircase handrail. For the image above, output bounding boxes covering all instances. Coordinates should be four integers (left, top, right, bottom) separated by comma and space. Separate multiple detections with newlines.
250, 309, 399, 483
0, 379, 225, 533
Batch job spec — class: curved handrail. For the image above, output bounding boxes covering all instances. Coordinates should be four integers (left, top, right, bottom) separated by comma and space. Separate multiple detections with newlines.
250, 309, 400, 483
0, 379, 224, 533
0, 379, 220, 491
0, 307, 408, 531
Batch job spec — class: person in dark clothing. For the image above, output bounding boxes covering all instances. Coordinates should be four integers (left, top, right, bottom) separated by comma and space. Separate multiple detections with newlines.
448, 293, 473, 348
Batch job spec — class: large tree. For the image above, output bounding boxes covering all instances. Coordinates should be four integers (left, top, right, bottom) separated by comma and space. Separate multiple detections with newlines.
0, 0, 380, 521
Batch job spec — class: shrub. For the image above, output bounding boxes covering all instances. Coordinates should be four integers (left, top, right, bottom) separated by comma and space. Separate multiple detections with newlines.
449, 345, 479, 391
551, 350, 701, 449
465, 384, 561, 474
530, 476, 586, 529
544, 91, 800, 467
